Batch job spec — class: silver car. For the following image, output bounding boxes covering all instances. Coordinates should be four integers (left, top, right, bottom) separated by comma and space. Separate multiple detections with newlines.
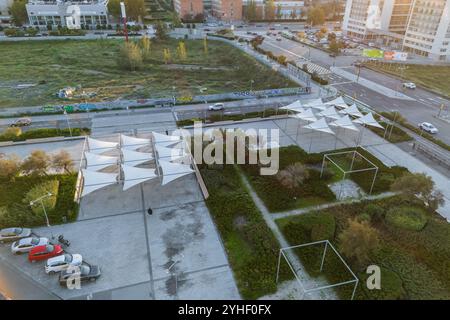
0, 228, 32, 243
11, 237, 49, 254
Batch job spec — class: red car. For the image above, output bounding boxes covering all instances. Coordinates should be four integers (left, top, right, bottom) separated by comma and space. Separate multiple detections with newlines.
28, 244, 63, 262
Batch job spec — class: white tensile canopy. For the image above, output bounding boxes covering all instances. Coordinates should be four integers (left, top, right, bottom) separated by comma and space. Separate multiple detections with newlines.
155, 145, 186, 161
318, 106, 341, 120
87, 137, 118, 154
324, 96, 348, 108
152, 131, 181, 147
303, 118, 335, 135
329, 115, 360, 132
121, 165, 157, 191
304, 98, 323, 107
291, 108, 317, 122
84, 152, 118, 171
121, 149, 153, 166
280, 100, 303, 112
339, 104, 364, 118
353, 112, 384, 129
120, 134, 150, 150
159, 160, 194, 186
81, 169, 117, 197
248, 141, 280, 151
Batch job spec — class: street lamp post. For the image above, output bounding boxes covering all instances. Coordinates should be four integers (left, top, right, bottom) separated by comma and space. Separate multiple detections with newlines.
120, 2, 128, 42
30, 192, 53, 227
63, 109, 72, 137
388, 109, 398, 140
250, 79, 254, 92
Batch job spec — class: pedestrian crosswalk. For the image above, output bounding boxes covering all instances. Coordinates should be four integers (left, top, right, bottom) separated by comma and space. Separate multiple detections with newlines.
296, 60, 331, 75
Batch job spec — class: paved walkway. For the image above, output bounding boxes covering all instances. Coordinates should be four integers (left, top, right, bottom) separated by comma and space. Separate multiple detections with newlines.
366, 143, 450, 221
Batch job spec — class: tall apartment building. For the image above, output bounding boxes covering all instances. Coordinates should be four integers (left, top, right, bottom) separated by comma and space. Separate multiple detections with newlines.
212, 0, 243, 21
173, 0, 204, 20
242, 0, 304, 20
26, 0, 109, 29
342, 0, 450, 61
403, 0, 450, 61
0, 0, 13, 23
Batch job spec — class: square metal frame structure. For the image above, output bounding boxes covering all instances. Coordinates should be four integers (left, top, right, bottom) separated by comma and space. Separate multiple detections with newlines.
320, 149, 379, 196
276, 240, 359, 300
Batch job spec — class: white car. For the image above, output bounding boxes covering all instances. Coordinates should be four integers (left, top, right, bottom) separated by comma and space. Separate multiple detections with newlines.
11, 237, 49, 254
418, 122, 438, 134
0, 227, 32, 243
45, 253, 82, 274
208, 103, 224, 111
403, 82, 416, 89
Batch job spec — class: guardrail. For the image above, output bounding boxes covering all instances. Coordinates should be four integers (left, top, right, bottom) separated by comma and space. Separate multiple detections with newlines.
413, 140, 450, 170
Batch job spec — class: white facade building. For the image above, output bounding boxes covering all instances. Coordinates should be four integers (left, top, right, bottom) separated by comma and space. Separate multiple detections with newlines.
26, 0, 109, 29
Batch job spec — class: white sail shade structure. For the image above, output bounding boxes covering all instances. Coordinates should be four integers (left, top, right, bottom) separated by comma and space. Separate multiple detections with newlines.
291, 108, 317, 122
280, 100, 303, 112
159, 160, 194, 186
303, 118, 335, 135
353, 112, 384, 129
122, 165, 158, 191
324, 96, 348, 108
120, 134, 150, 150
84, 152, 118, 171
339, 104, 364, 118
155, 145, 186, 161
318, 106, 341, 120
87, 137, 118, 154
81, 169, 118, 197
121, 149, 153, 166
303, 98, 327, 111
152, 131, 181, 147
329, 115, 360, 132
248, 141, 280, 151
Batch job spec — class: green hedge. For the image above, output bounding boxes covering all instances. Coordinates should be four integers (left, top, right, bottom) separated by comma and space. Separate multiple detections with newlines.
200, 164, 291, 299
0, 128, 90, 142
385, 206, 428, 231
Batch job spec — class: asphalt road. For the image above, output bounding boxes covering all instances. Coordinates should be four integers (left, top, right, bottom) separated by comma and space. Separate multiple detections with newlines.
245, 32, 450, 145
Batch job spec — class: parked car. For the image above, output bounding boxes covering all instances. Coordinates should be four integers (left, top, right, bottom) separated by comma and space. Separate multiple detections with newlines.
59, 265, 101, 286
418, 122, 438, 134
11, 237, 49, 254
329, 53, 337, 57
28, 244, 63, 262
0, 228, 32, 243
45, 253, 82, 274
9, 117, 32, 127
208, 103, 224, 111
403, 82, 416, 89
276, 37, 282, 41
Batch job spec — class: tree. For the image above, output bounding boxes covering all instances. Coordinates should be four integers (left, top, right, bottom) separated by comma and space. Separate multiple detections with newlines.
155, 21, 168, 40
264, 0, 276, 21
245, 0, 257, 21
139, 35, 151, 59
176, 41, 187, 60
276, 4, 282, 19
391, 173, 445, 211
124, 0, 146, 22
117, 42, 143, 71
0, 154, 21, 181
1, 127, 21, 140
9, 0, 27, 26
21, 150, 51, 176
329, 40, 341, 54
171, 12, 182, 28
108, 0, 121, 18
276, 163, 309, 189
307, 6, 326, 26
51, 150, 74, 173
203, 36, 208, 55
339, 219, 379, 269
163, 48, 172, 64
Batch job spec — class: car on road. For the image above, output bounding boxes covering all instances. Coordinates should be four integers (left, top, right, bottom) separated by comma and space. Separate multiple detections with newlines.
418, 122, 438, 134
29, 244, 63, 262
403, 82, 416, 89
329, 53, 337, 57
11, 237, 49, 254
59, 265, 101, 286
208, 103, 224, 111
0, 228, 32, 243
45, 253, 83, 274
276, 37, 282, 41
9, 117, 32, 127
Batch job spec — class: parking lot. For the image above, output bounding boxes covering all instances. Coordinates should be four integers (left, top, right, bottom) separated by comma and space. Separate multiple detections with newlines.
0, 172, 240, 300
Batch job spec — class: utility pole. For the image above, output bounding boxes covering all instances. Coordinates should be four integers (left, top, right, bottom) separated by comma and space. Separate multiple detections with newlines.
120, 2, 128, 42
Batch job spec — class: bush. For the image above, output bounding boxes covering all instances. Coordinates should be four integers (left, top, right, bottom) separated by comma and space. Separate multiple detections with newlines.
385, 206, 428, 231
364, 203, 385, 222
359, 267, 407, 300
1, 127, 22, 140
23, 180, 59, 215
0, 128, 89, 142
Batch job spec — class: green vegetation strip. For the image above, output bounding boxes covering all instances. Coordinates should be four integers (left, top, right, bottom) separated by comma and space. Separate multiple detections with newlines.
200, 164, 291, 299
0, 128, 90, 142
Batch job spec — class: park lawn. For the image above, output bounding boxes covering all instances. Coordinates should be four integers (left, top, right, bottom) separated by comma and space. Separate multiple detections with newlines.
0, 174, 79, 228
200, 163, 291, 299
275, 196, 450, 300
0, 38, 296, 108
366, 62, 450, 98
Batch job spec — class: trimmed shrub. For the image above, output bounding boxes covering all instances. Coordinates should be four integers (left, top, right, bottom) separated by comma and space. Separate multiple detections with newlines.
23, 180, 59, 215
385, 206, 428, 231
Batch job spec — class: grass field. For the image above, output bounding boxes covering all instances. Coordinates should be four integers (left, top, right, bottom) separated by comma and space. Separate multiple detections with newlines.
365, 62, 450, 98
0, 38, 296, 108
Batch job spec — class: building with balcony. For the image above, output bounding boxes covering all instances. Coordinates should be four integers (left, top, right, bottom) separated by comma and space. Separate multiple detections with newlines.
212, 0, 242, 21
173, 0, 204, 21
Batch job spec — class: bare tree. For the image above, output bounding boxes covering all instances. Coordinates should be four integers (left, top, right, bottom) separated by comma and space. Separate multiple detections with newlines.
276, 163, 309, 189
0, 154, 21, 181
52, 150, 74, 173
21, 150, 50, 176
